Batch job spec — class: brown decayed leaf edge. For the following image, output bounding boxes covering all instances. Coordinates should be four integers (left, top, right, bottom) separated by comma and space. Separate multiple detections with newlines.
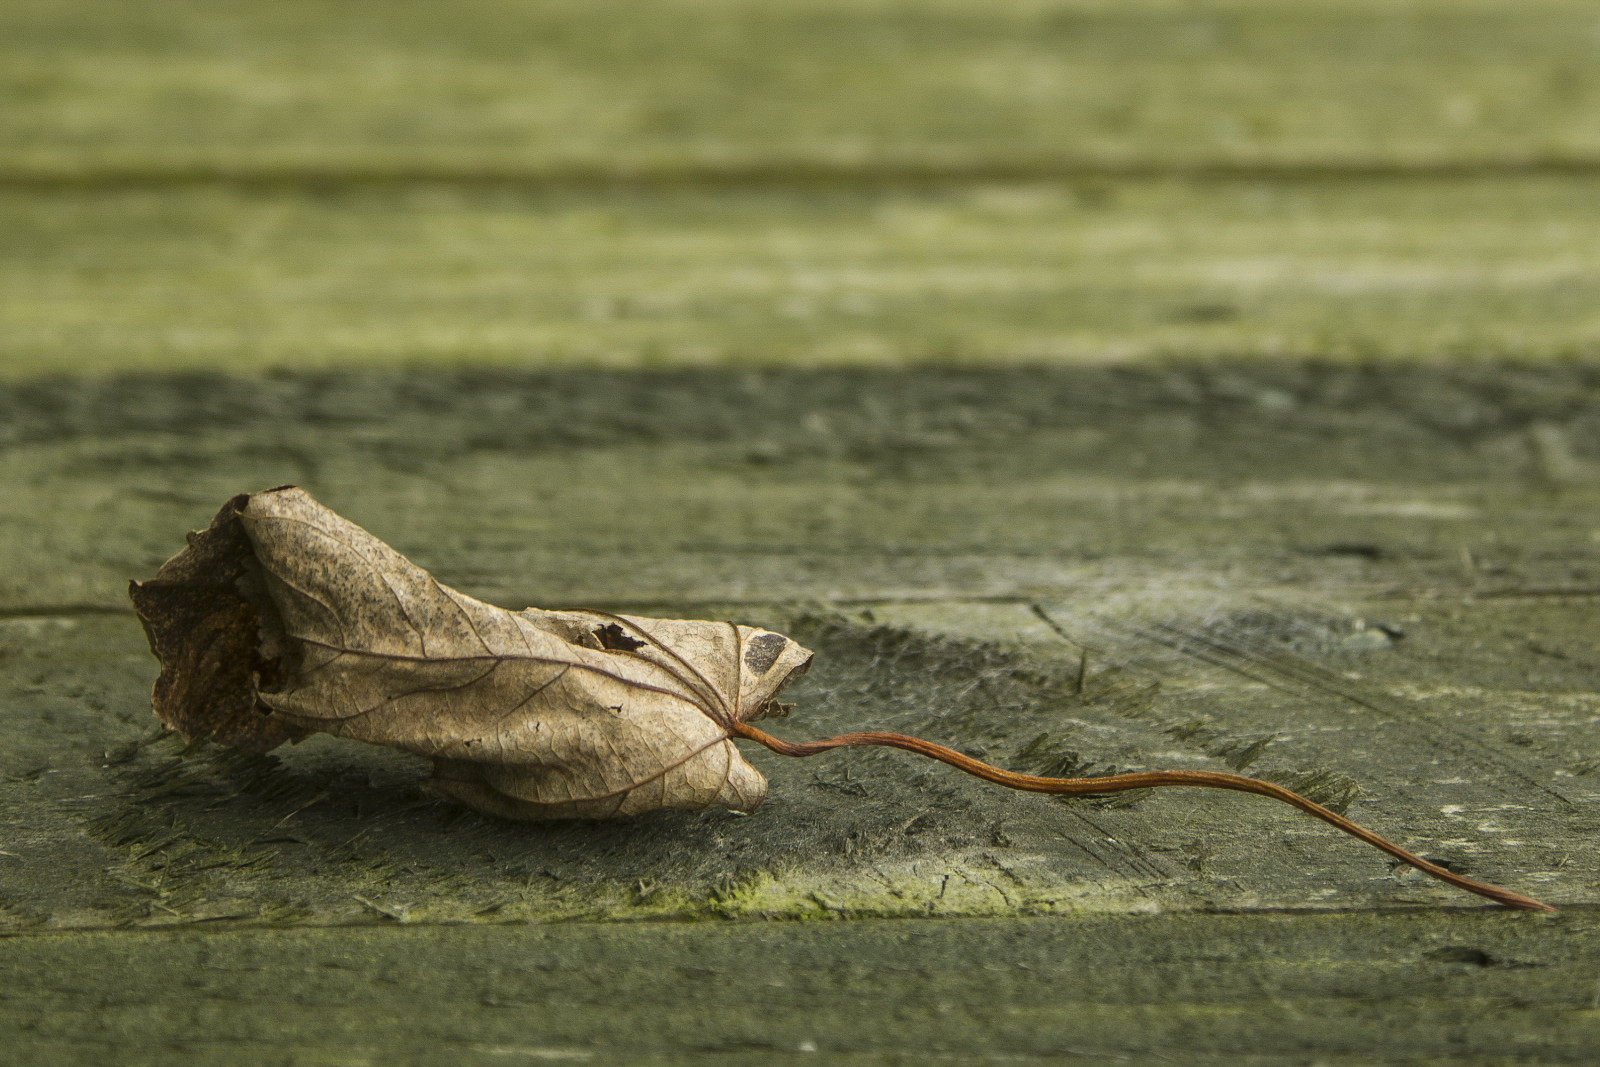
130, 487, 1555, 911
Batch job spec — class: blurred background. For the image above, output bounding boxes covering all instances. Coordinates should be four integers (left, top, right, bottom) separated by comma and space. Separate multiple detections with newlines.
5, 0, 1599, 377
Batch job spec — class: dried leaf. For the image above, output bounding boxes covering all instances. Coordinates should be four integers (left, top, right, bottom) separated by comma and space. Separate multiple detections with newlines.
131, 487, 1554, 912
131, 486, 812, 819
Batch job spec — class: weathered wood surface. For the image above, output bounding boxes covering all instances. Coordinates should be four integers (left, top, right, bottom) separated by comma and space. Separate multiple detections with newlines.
3, 367, 1598, 1063
4, 0, 1600, 1062
7, 913, 1598, 1065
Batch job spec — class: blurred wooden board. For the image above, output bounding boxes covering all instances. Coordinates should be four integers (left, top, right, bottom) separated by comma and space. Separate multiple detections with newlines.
5, 0, 1600, 178
6, 0, 1599, 378
4, 177, 1600, 377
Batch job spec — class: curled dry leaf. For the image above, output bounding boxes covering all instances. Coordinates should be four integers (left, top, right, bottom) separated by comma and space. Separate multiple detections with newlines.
131, 487, 1555, 911
130, 486, 811, 819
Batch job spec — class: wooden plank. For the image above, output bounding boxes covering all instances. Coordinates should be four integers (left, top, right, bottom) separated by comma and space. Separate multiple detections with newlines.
3, 913, 1596, 1064
5, 177, 1600, 377
5, 0, 1600, 178
1, 366, 1594, 933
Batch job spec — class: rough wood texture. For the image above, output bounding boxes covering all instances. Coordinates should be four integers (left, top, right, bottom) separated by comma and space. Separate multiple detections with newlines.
4, 913, 1596, 1065
2, 367, 1597, 1060
6, 364, 1598, 919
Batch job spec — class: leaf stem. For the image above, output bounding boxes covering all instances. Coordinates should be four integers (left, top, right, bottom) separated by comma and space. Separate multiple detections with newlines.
730, 721, 1556, 912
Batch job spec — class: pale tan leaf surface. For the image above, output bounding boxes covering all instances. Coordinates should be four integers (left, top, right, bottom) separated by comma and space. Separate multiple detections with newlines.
132, 486, 812, 820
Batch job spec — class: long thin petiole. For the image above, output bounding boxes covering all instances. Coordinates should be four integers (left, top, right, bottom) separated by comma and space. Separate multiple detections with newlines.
731, 721, 1556, 912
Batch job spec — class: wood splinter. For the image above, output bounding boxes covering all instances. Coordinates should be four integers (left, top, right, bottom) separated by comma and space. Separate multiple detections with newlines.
130, 486, 1556, 912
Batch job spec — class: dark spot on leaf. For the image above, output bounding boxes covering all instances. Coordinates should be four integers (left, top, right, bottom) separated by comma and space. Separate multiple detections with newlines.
743, 632, 788, 674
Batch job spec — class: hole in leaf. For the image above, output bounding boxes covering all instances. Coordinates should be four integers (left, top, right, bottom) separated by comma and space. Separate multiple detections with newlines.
594, 624, 645, 652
